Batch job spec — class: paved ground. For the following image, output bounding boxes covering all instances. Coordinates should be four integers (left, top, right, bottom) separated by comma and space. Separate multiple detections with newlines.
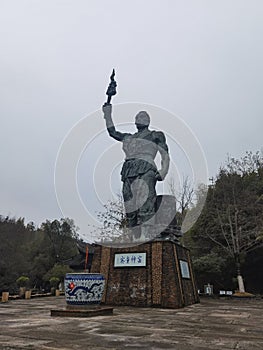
0, 296, 263, 349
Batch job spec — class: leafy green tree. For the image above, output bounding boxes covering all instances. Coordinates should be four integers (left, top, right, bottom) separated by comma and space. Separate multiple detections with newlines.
40, 218, 79, 264
29, 218, 79, 288
0, 216, 35, 292
0, 216, 81, 293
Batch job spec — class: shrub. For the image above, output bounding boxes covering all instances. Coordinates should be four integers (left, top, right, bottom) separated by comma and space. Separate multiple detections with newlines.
16, 276, 30, 288
49, 277, 60, 288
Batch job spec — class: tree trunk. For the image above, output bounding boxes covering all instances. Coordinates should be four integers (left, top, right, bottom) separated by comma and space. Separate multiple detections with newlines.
237, 274, 245, 293
235, 254, 245, 293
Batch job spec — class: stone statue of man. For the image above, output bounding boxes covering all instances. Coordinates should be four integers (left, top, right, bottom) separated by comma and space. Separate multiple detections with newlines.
102, 104, 170, 240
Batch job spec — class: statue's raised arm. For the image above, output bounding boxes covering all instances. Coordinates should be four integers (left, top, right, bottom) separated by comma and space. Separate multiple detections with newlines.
102, 104, 130, 142
103, 69, 130, 142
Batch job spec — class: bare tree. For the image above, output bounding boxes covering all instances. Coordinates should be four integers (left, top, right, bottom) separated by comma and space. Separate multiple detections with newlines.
92, 195, 129, 243
168, 175, 195, 226
226, 150, 263, 175
198, 151, 263, 293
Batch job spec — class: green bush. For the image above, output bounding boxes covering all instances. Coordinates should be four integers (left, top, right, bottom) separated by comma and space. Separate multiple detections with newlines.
16, 276, 30, 288
44, 264, 73, 282
49, 277, 60, 288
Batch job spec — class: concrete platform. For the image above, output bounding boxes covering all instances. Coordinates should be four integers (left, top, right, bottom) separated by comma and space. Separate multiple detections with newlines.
51, 305, 113, 317
0, 296, 263, 349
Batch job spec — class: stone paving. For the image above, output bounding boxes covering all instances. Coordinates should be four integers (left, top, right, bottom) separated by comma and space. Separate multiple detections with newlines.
0, 296, 263, 349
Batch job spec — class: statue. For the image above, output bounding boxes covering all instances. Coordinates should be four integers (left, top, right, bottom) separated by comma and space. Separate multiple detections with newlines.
102, 71, 170, 241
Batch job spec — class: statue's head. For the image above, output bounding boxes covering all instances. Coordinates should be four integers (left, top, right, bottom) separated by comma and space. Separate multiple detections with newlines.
135, 111, 150, 130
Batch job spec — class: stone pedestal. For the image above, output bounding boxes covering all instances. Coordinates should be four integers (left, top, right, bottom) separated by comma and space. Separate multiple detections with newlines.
1, 292, 9, 303
25, 290, 31, 299
91, 240, 199, 308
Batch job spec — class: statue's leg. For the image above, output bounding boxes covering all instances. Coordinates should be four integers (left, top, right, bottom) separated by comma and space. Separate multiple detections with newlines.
136, 170, 157, 240
137, 170, 157, 222
122, 177, 140, 239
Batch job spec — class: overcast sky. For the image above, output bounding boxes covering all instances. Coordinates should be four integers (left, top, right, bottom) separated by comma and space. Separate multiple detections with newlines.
1, 1, 262, 240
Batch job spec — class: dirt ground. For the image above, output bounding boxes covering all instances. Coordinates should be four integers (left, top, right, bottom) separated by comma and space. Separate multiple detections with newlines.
0, 296, 263, 349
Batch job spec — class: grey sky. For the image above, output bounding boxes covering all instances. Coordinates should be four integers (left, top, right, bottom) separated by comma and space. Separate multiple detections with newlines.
1, 1, 262, 240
